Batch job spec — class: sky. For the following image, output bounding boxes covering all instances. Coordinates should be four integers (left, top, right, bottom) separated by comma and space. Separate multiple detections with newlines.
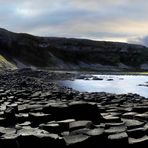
0, 0, 148, 46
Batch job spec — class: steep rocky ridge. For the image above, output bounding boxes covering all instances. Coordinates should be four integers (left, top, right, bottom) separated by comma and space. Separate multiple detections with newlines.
0, 28, 148, 71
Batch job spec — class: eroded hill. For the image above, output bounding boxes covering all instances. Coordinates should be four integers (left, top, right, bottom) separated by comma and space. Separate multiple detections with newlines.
0, 28, 148, 71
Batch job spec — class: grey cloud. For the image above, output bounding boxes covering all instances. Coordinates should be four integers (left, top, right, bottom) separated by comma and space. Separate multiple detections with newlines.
0, 0, 148, 44
129, 36, 148, 47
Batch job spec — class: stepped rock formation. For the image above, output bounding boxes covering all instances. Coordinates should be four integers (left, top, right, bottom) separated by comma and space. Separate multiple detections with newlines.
0, 69, 147, 147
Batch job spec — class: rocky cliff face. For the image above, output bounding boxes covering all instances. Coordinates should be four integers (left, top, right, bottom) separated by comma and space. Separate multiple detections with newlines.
0, 28, 148, 71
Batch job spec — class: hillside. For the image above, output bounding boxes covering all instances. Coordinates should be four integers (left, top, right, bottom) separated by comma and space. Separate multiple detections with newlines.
0, 28, 148, 71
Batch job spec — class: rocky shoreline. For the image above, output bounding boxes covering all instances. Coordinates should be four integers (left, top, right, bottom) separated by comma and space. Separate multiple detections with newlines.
0, 69, 148, 147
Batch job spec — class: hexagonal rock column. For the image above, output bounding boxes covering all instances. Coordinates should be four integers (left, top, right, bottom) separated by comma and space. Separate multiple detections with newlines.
4, 107, 17, 126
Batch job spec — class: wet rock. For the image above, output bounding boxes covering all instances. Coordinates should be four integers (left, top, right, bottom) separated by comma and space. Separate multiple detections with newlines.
0, 133, 19, 148
123, 119, 145, 130
61, 131, 70, 137
7, 103, 18, 113
103, 115, 121, 123
71, 128, 106, 147
128, 135, 148, 147
4, 107, 16, 126
68, 102, 103, 122
105, 125, 127, 135
57, 119, 75, 131
133, 106, 148, 113
85, 128, 104, 136
43, 103, 69, 120
107, 79, 113, 81
69, 120, 93, 131
92, 77, 103, 80
135, 113, 148, 121
29, 112, 52, 125
1, 69, 148, 147
16, 113, 29, 123
108, 132, 128, 146
0, 117, 5, 126
18, 127, 65, 148
30, 91, 41, 98
17, 121, 31, 127
39, 123, 61, 133
127, 127, 146, 138
70, 128, 90, 135
122, 112, 137, 119
105, 121, 125, 128
64, 134, 90, 147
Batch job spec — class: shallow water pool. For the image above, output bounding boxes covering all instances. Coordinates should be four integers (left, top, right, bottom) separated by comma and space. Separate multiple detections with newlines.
60, 75, 148, 98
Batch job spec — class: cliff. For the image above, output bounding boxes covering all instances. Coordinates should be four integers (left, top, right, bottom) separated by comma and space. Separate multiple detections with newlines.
0, 28, 148, 71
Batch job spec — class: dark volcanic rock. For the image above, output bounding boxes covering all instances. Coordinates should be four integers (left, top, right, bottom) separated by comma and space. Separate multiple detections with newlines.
0, 69, 148, 147
39, 123, 61, 133
123, 119, 145, 130
29, 112, 52, 125
17, 127, 65, 148
68, 102, 103, 122
4, 107, 16, 126
69, 120, 93, 131
127, 127, 146, 138
108, 132, 128, 146
64, 134, 90, 147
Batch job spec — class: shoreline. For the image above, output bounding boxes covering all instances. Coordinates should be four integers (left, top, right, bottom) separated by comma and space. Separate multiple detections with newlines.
0, 69, 148, 147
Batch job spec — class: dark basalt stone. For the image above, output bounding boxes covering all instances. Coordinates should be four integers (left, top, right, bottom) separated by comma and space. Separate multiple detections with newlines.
92, 76, 103, 80
0, 133, 19, 148
39, 123, 61, 133
17, 127, 65, 148
122, 112, 137, 119
4, 107, 16, 126
57, 119, 76, 131
123, 119, 145, 130
108, 132, 128, 146
105, 125, 127, 135
43, 103, 69, 120
135, 113, 148, 121
29, 112, 52, 125
64, 134, 90, 147
7, 103, 18, 113
68, 102, 103, 122
0, 118, 6, 126
16, 113, 29, 123
103, 115, 121, 123
0, 69, 148, 147
69, 120, 93, 131
127, 127, 146, 138
133, 106, 148, 113
128, 136, 148, 147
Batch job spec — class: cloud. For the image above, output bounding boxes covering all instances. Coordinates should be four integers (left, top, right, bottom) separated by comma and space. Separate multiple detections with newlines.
0, 0, 148, 44
128, 36, 148, 47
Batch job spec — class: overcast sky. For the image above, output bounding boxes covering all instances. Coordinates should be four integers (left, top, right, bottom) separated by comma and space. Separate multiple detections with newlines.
1, 0, 148, 46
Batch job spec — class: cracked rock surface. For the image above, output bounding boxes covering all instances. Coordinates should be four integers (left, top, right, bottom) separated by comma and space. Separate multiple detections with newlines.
0, 69, 148, 147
